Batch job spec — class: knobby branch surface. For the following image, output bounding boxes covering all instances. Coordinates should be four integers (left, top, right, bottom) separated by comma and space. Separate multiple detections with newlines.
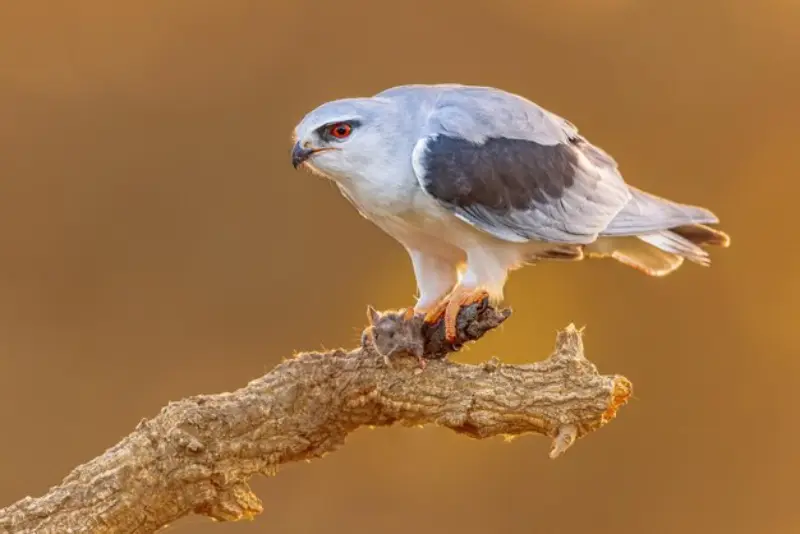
0, 302, 632, 534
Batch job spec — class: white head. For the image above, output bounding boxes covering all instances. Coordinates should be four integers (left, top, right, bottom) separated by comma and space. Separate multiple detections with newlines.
291, 97, 408, 184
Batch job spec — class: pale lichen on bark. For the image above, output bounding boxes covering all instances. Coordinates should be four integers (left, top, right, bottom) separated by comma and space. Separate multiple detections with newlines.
0, 303, 631, 534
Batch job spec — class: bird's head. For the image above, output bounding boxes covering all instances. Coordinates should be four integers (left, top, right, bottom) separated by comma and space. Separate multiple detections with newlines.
290, 97, 403, 183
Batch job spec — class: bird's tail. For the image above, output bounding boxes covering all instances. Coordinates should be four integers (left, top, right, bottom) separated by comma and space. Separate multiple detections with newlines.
587, 186, 731, 276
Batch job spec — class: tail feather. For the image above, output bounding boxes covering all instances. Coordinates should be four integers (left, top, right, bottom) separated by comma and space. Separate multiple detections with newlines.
671, 223, 731, 248
591, 185, 730, 275
638, 230, 710, 266
603, 186, 720, 236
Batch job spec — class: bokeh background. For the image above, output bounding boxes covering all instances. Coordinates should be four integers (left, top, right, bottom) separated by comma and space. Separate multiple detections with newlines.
1, 1, 797, 533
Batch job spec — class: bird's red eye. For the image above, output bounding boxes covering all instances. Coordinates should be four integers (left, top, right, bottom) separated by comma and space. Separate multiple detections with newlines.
328, 123, 352, 139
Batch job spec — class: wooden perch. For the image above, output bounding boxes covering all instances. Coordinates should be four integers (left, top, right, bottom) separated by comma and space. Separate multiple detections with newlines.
0, 303, 632, 534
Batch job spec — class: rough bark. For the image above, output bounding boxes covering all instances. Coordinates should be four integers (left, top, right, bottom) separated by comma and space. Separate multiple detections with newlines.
0, 303, 632, 534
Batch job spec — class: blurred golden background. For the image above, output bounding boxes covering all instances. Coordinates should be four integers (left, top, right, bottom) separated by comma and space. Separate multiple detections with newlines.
1, 1, 797, 533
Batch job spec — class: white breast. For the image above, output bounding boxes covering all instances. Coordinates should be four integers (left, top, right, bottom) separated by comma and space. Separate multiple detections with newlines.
335, 167, 464, 250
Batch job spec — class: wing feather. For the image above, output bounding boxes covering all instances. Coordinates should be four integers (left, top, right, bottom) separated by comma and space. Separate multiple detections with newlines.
408, 87, 631, 244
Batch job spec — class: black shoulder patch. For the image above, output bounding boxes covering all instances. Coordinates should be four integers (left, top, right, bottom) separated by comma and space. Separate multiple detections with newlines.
419, 136, 579, 213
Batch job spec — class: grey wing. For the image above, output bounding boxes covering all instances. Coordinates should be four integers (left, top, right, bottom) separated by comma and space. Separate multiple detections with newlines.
409, 86, 632, 244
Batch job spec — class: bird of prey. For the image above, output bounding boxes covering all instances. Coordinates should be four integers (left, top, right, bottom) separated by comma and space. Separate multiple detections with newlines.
291, 84, 730, 342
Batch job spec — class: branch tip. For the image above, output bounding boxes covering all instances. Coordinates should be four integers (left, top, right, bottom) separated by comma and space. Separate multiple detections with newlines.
549, 424, 578, 459
603, 376, 633, 423
553, 323, 586, 360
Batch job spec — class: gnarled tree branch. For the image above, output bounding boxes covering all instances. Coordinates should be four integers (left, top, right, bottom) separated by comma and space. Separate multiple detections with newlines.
0, 304, 632, 534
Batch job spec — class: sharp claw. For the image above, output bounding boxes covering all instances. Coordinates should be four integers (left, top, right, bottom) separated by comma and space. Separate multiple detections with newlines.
443, 288, 491, 343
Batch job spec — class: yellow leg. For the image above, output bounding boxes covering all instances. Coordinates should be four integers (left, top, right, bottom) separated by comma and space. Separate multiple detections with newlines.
423, 286, 490, 343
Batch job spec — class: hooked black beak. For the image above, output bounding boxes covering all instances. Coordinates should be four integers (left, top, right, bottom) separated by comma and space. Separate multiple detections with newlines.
291, 141, 315, 169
